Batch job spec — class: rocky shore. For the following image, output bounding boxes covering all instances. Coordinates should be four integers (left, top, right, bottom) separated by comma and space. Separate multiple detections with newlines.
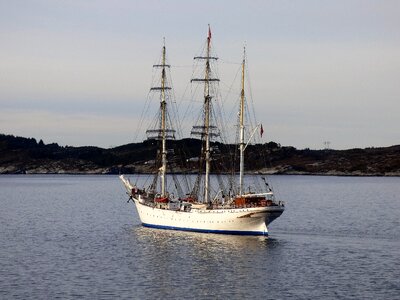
1, 133, 399, 176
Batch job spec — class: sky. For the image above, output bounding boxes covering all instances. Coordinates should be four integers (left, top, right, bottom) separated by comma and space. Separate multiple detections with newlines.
0, 0, 399, 149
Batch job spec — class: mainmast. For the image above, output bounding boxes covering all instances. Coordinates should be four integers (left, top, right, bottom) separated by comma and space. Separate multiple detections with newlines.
239, 48, 246, 196
160, 43, 167, 197
191, 25, 219, 203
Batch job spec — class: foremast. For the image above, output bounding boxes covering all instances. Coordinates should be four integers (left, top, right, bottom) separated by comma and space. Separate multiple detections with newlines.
147, 40, 174, 197
204, 27, 212, 204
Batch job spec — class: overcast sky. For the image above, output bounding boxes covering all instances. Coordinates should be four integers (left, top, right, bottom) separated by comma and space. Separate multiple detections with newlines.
1, 0, 399, 149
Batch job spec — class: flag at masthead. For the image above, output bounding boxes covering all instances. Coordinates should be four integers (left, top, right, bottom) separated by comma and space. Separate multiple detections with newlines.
208, 25, 212, 46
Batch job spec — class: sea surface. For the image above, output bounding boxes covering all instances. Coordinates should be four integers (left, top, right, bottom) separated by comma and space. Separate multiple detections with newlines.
0, 175, 399, 299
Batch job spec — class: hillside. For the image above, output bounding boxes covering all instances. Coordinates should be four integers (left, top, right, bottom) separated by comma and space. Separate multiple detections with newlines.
0, 133, 399, 176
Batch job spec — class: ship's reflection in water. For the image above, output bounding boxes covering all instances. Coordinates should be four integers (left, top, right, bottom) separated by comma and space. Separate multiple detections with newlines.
126, 226, 284, 299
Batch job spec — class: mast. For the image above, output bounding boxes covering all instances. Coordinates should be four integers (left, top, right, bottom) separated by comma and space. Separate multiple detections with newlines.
191, 25, 219, 203
204, 25, 212, 204
239, 47, 245, 196
148, 39, 174, 197
160, 42, 167, 197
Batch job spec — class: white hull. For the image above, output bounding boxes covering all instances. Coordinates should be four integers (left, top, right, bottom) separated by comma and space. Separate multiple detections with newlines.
132, 198, 283, 236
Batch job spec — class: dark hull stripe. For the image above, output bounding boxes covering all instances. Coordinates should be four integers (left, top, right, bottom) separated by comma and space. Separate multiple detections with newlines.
142, 223, 268, 236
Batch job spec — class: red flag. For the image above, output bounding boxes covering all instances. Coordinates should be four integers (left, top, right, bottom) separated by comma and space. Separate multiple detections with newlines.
208, 25, 211, 46
260, 124, 264, 137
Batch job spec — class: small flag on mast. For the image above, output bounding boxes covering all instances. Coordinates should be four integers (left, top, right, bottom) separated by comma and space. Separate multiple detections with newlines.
260, 124, 264, 137
208, 25, 211, 46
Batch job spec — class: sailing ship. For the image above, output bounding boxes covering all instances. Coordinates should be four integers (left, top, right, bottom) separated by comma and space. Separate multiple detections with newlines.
120, 27, 284, 236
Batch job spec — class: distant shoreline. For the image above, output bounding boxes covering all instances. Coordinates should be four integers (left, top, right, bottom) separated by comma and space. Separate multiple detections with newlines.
1, 170, 399, 177
1, 133, 399, 177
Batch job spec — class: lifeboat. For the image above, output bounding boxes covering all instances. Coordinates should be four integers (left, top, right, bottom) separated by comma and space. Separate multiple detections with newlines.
155, 197, 169, 203
182, 197, 195, 203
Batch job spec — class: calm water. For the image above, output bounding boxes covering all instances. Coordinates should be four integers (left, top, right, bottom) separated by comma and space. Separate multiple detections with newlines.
0, 175, 399, 299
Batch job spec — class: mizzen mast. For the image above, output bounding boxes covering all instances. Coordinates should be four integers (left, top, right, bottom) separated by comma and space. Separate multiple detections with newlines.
239, 47, 246, 196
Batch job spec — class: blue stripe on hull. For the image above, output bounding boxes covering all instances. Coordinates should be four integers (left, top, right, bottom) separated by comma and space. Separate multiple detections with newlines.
142, 223, 268, 236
